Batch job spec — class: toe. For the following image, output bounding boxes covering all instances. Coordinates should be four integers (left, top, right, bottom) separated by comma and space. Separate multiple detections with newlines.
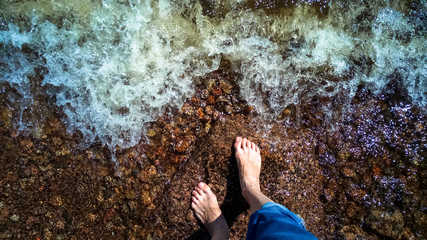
242, 138, 248, 148
191, 201, 197, 209
192, 190, 200, 199
199, 182, 213, 194
245, 139, 251, 148
195, 186, 204, 196
251, 142, 256, 150
234, 137, 242, 150
198, 182, 206, 190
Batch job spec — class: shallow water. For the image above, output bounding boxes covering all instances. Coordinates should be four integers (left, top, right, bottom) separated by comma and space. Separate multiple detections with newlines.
0, 0, 426, 239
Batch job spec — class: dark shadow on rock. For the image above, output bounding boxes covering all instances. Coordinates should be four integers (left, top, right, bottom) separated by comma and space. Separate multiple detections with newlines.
221, 144, 249, 224
186, 229, 210, 240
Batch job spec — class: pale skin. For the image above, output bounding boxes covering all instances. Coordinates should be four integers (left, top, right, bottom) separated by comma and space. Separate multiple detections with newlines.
191, 137, 274, 240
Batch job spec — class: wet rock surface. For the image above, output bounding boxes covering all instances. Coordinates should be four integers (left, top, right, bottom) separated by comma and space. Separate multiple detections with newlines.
0, 66, 426, 239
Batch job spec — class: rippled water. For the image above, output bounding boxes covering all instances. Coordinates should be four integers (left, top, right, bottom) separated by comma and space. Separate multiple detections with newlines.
1, 0, 425, 148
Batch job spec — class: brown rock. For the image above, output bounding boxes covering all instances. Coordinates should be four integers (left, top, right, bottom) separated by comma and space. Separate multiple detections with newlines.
138, 165, 158, 182
277, 107, 292, 120
207, 95, 215, 105
225, 105, 233, 115
243, 105, 254, 115
348, 189, 367, 203
175, 137, 192, 153
181, 103, 194, 116
0, 107, 12, 127
205, 106, 214, 116
196, 107, 205, 120
213, 110, 222, 120
211, 87, 222, 96
337, 150, 351, 160
346, 203, 355, 218
365, 209, 404, 238
323, 188, 335, 202
141, 191, 152, 206
49, 196, 63, 207
172, 154, 187, 164
219, 80, 232, 94
343, 168, 356, 178
339, 225, 373, 240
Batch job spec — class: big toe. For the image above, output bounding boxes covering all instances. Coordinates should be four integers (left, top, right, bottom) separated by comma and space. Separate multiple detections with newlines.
234, 137, 242, 150
198, 182, 213, 194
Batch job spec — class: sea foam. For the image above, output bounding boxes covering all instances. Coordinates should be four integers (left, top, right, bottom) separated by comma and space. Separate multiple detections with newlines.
0, 0, 425, 148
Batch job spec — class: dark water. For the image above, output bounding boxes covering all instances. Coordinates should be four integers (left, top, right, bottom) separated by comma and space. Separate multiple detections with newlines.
0, 0, 426, 239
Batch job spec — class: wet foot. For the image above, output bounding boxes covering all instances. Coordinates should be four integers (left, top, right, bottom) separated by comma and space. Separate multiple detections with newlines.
234, 137, 272, 213
234, 137, 261, 194
191, 182, 230, 240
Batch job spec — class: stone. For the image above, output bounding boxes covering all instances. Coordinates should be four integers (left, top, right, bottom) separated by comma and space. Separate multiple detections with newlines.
343, 168, 356, 178
49, 196, 63, 207
207, 96, 215, 105
195, 107, 205, 120
339, 225, 372, 240
219, 80, 232, 94
181, 103, 194, 116
365, 209, 404, 238
348, 189, 367, 204
10, 214, 19, 222
0, 107, 12, 128
175, 137, 192, 153
205, 106, 214, 116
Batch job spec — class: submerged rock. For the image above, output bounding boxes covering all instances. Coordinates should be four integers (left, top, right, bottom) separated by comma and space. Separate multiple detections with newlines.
365, 209, 404, 239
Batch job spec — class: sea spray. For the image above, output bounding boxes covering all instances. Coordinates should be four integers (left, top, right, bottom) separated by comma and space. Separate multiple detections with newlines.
0, 0, 425, 149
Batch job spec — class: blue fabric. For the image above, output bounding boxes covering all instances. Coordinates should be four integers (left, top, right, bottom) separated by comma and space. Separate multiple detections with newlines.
246, 202, 318, 240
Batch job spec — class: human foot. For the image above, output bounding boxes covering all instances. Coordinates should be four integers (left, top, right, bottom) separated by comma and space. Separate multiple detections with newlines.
191, 182, 230, 240
234, 137, 272, 213
234, 137, 262, 193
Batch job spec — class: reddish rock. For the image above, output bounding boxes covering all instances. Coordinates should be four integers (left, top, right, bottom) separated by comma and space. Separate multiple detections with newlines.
196, 107, 205, 120
211, 87, 222, 96
181, 103, 194, 116
207, 95, 216, 105
343, 168, 356, 178
175, 137, 192, 153
205, 105, 214, 116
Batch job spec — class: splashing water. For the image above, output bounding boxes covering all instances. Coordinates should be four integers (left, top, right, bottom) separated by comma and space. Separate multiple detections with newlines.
0, 0, 425, 148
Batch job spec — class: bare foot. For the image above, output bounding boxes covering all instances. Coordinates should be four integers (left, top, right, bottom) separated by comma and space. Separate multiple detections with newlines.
191, 182, 230, 240
234, 137, 262, 193
234, 137, 273, 213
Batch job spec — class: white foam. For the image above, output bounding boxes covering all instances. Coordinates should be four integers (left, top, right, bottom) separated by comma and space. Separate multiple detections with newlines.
1, 0, 425, 149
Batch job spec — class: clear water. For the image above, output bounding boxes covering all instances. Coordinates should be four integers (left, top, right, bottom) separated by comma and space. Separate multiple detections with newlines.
1, 0, 426, 148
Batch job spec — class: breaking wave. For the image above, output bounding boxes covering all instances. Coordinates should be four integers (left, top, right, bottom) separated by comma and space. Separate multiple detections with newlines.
1, 0, 425, 148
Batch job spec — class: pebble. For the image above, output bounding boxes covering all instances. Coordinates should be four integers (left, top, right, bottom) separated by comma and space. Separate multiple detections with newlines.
10, 214, 19, 222
365, 210, 404, 238
343, 168, 356, 178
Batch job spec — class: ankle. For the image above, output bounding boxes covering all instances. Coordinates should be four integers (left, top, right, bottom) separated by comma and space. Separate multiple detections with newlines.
241, 185, 261, 200
240, 177, 260, 191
